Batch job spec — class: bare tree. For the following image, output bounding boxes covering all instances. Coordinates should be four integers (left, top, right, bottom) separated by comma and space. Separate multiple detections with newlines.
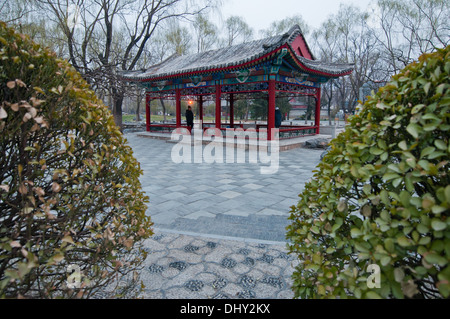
372, 0, 450, 74
33, 0, 219, 129
0, 0, 34, 24
224, 16, 253, 46
312, 4, 382, 116
192, 13, 218, 53
259, 14, 310, 37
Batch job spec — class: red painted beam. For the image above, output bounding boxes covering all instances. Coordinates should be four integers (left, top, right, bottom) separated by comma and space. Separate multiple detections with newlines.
229, 93, 234, 128
268, 77, 276, 140
215, 83, 221, 129
315, 87, 321, 134
176, 88, 181, 128
145, 92, 151, 132
198, 95, 203, 129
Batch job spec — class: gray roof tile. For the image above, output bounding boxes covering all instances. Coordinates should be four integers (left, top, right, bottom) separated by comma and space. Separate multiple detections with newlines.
121, 25, 353, 81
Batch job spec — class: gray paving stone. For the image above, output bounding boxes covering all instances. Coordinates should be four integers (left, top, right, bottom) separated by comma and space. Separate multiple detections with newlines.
218, 190, 242, 199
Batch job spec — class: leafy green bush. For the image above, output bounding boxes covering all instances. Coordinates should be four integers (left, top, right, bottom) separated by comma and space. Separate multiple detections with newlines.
287, 46, 449, 299
0, 22, 153, 298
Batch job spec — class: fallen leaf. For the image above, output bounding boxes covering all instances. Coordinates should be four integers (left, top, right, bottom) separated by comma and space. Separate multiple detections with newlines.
23, 112, 32, 122
0, 107, 7, 119
52, 182, 61, 193
16, 79, 26, 87
28, 107, 37, 118
34, 187, 45, 196
18, 183, 28, 194
30, 97, 45, 107
62, 235, 75, 245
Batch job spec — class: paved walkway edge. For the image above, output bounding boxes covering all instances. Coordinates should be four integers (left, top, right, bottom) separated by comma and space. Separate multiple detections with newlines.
154, 227, 289, 246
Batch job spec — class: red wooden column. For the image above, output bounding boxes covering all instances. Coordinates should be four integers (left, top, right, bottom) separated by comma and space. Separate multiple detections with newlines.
176, 88, 181, 128
229, 93, 234, 128
215, 83, 221, 129
267, 76, 276, 140
145, 92, 151, 132
315, 87, 321, 134
198, 95, 203, 130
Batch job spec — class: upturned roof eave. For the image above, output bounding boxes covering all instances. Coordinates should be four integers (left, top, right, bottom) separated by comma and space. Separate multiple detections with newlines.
121, 47, 354, 83
120, 25, 354, 83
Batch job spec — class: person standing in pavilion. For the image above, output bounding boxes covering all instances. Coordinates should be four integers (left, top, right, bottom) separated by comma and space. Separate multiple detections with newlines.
186, 106, 194, 132
275, 107, 282, 128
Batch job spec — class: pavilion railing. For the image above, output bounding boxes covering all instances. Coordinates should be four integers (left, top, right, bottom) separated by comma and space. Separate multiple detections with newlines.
278, 126, 318, 139
147, 123, 317, 140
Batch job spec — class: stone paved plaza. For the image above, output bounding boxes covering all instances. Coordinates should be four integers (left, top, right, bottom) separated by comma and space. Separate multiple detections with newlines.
124, 133, 323, 299
126, 133, 322, 242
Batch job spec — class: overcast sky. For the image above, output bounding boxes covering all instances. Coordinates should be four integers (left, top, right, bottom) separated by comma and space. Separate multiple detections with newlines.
219, 0, 374, 32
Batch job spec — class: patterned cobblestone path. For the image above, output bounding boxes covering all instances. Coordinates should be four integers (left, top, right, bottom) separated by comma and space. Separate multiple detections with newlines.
139, 231, 298, 299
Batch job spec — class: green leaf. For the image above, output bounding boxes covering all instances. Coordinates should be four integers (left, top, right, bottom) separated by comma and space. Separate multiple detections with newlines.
431, 205, 447, 215
397, 236, 412, 247
406, 123, 421, 139
428, 151, 445, 159
431, 219, 447, 231
445, 185, 450, 203
394, 268, 405, 282
411, 104, 425, 114
370, 147, 384, 155
418, 160, 430, 171
416, 224, 429, 234
422, 113, 441, 122
423, 82, 431, 95
363, 184, 372, 195
434, 140, 447, 150
365, 291, 382, 299
419, 237, 431, 245
398, 140, 408, 150
392, 177, 402, 188
351, 228, 362, 238
355, 241, 369, 252
424, 253, 447, 266
383, 172, 400, 181
380, 191, 390, 205
381, 255, 391, 266
420, 146, 435, 158
385, 238, 395, 253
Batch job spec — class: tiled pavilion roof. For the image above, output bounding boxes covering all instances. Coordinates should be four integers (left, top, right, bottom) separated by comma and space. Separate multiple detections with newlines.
121, 25, 354, 82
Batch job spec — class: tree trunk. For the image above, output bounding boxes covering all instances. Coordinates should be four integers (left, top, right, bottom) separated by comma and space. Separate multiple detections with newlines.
114, 94, 124, 131
136, 94, 141, 122
327, 84, 333, 125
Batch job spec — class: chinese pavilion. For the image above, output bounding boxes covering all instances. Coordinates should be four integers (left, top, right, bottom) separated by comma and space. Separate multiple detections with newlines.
121, 25, 354, 140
